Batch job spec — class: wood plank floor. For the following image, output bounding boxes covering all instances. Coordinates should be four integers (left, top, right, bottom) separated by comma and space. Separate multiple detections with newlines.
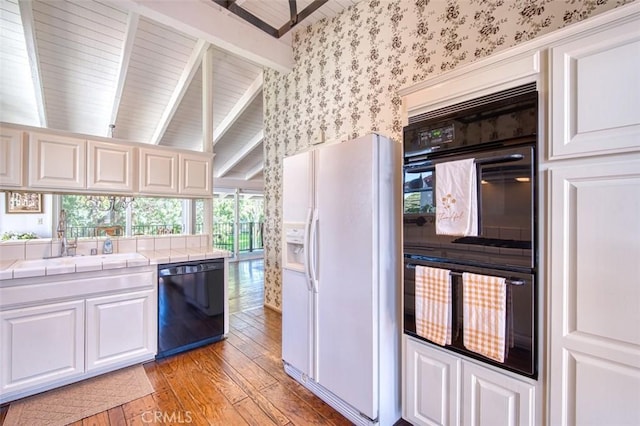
228, 259, 265, 314
0, 260, 352, 426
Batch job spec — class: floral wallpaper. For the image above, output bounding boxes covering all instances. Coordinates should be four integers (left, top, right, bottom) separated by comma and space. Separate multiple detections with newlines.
262, 0, 632, 310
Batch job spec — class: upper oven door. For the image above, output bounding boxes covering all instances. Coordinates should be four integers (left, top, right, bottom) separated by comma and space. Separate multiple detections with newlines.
403, 144, 535, 270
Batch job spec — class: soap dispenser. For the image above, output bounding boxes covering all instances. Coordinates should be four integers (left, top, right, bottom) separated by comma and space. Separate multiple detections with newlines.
103, 237, 113, 254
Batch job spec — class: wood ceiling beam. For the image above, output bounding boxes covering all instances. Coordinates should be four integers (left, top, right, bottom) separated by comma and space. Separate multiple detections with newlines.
112, 0, 293, 73
17, 0, 47, 128
109, 12, 139, 137
278, 0, 328, 37
211, 0, 278, 38
151, 39, 209, 145
215, 130, 263, 178
212, 0, 328, 39
245, 162, 264, 180
289, 0, 298, 25
213, 71, 263, 146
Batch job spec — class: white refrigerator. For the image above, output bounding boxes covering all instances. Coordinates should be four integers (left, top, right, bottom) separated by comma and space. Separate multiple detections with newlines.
281, 133, 401, 426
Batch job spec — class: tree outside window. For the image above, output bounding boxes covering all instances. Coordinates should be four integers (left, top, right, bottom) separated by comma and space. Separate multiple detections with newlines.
61, 195, 184, 237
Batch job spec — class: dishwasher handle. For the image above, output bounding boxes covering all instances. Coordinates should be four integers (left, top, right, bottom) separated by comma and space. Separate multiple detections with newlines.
158, 260, 223, 276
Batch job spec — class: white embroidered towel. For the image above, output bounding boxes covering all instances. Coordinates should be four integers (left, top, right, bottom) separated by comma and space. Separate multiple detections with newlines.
435, 158, 478, 236
462, 272, 507, 363
415, 266, 452, 346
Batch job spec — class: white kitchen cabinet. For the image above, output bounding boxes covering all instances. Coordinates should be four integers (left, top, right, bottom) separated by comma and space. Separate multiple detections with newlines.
0, 300, 85, 396
86, 289, 156, 372
404, 336, 461, 426
462, 361, 535, 426
138, 147, 179, 195
546, 12, 640, 426
547, 159, 640, 426
549, 18, 640, 160
179, 151, 213, 196
404, 336, 536, 426
0, 267, 156, 403
28, 132, 86, 189
87, 140, 135, 192
0, 128, 24, 187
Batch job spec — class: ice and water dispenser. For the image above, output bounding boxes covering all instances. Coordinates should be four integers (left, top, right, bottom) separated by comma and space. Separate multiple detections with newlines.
283, 223, 305, 271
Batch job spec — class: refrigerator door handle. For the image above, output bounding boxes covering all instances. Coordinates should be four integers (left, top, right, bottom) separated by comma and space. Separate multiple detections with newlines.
304, 207, 313, 291
310, 208, 319, 292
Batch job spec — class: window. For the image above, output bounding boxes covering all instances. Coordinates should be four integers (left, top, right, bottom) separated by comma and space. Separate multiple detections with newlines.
62, 195, 126, 237
61, 195, 184, 237
132, 197, 183, 235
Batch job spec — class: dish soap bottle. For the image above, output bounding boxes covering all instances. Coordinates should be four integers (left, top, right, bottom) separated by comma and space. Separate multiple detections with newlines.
103, 237, 113, 254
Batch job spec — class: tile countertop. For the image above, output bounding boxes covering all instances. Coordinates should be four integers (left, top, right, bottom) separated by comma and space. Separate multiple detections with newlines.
0, 248, 231, 280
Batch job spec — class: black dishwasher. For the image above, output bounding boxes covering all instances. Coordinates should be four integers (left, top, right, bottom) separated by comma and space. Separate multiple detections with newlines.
157, 259, 225, 358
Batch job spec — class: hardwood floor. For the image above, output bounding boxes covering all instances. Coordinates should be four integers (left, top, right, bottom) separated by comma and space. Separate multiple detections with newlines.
228, 258, 265, 314
0, 260, 352, 426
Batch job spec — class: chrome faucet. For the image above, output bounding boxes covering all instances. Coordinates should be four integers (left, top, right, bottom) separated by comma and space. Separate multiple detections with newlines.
57, 209, 77, 257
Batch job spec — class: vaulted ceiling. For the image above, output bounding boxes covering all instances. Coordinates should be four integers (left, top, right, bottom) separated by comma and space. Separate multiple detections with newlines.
0, 0, 356, 191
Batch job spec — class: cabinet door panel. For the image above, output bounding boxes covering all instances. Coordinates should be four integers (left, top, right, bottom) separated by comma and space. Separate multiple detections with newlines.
87, 140, 135, 192
86, 290, 156, 371
179, 152, 212, 196
550, 20, 640, 159
28, 133, 85, 189
462, 362, 535, 426
404, 337, 460, 426
0, 300, 85, 395
548, 159, 640, 425
0, 128, 23, 187
139, 148, 178, 195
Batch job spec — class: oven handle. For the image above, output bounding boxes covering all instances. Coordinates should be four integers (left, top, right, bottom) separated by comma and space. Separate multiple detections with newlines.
405, 153, 525, 173
405, 263, 525, 286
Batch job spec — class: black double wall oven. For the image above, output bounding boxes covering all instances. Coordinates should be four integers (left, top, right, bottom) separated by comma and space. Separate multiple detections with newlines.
402, 84, 538, 378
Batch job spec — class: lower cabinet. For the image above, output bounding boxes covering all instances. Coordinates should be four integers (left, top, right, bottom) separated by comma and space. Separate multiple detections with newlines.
0, 269, 157, 403
462, 361, 535, 426
86, 290, 156, 372
0, 300, 85, 396
404, 336, 537, 426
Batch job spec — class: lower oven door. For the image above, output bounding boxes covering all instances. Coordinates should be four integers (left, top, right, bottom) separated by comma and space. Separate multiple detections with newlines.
403, 144, 535, 270
403, 255, 536, 378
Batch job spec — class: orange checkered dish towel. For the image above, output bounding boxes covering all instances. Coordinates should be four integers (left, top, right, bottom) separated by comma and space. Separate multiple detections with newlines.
415, 266, 452, 346
462, 272, 507, 363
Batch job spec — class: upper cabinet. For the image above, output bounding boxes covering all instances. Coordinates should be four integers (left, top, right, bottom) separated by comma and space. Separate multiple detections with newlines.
549, 18, 640, 159
0, 124, 214, 198
138, 147, 179, 195
139, 147, 213, 197
87, 140, 135, 192
0, 128, 24, 187
28, 133, 86, 190
179, 152, 213, 196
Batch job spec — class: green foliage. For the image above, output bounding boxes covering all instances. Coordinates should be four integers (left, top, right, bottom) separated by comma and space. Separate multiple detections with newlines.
61, 195, 182, 232
62, 195, 126, 227
61, 194, 263, 239
239, 197, 264, 222
131, 197, 182, 226
2, 231, 38, 240
214, 197, 235, 222
404, 193, 435, 213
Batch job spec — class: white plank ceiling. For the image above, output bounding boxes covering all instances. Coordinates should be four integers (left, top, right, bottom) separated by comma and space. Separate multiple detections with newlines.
0, 0, 357, 191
